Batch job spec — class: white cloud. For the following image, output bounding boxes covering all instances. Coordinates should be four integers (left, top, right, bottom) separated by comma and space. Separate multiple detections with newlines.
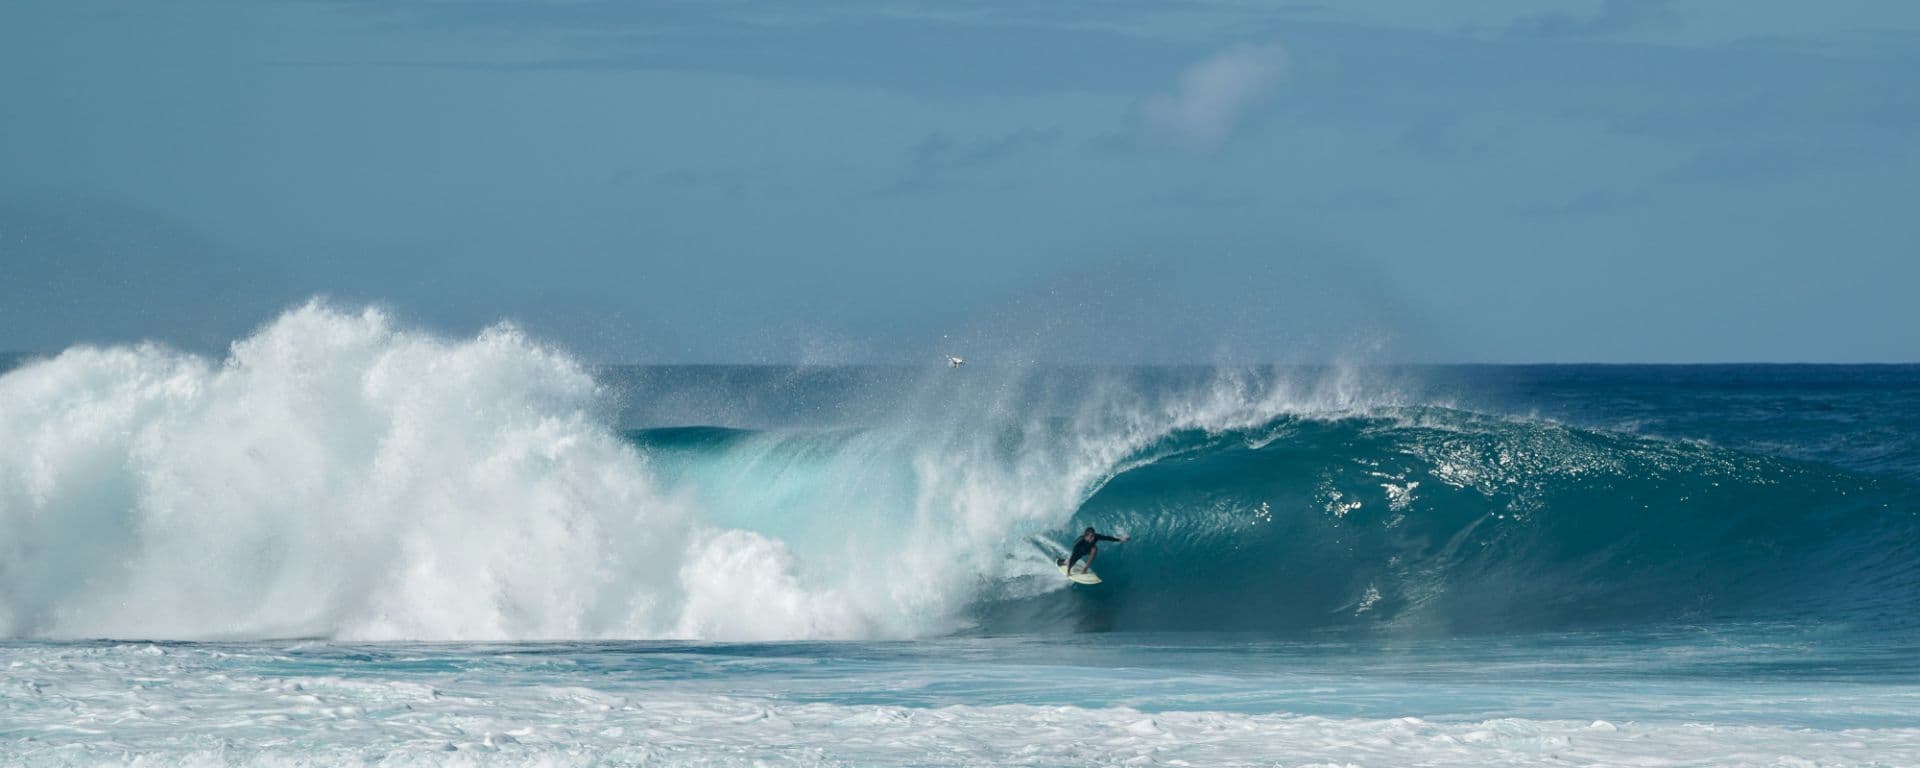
1138, 43, 1289, 152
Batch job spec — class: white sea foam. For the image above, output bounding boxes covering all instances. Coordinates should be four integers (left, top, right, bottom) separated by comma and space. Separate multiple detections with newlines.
21, 701, 1914, 767
0, 303, 842, 641
0, 301, 1385, 642
4, 644, 1914, 767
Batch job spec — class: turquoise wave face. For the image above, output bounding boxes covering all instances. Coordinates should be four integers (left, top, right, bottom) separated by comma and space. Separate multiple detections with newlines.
629, 407, 1920, 637
1041, 410, 1918, 634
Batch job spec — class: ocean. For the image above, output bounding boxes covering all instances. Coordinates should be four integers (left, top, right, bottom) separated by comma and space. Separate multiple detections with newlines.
3, 303, 1917, 765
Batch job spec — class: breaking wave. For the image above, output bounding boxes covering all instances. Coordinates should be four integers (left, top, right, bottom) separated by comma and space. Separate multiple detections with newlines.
3, 302, 1915, 641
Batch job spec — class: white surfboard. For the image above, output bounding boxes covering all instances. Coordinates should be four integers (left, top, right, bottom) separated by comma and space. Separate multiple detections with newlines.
1058, 563, 1102, 585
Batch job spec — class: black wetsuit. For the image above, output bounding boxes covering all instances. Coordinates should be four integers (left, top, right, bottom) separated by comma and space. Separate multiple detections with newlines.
1066, 533, 1121, 570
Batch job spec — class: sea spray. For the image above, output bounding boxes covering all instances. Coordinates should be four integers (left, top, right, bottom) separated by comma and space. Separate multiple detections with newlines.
620, 359, 1422, 636
1, 303, 1410, 641
0, 302, 849, 640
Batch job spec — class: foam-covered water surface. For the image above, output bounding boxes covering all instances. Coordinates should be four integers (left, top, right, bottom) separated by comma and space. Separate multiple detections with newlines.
7, 630, 1920, 766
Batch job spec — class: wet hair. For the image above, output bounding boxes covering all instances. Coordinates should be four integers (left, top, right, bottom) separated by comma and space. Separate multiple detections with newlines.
1084, 527, 1097, 535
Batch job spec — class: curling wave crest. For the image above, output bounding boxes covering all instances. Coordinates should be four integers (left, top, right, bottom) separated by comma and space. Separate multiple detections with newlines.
5, 303, 1915, 642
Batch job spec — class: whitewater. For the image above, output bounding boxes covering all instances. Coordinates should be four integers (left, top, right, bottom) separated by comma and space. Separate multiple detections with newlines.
4, 302, 1919, 765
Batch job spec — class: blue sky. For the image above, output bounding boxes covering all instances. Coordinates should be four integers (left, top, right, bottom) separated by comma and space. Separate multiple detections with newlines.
2, 1, 1916, 362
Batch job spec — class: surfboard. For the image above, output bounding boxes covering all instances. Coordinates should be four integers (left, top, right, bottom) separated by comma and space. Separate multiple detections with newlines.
1058, 563, 1102, 585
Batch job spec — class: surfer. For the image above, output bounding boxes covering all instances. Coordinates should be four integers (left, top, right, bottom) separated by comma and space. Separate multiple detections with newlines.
1060, 527, 1129, 574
